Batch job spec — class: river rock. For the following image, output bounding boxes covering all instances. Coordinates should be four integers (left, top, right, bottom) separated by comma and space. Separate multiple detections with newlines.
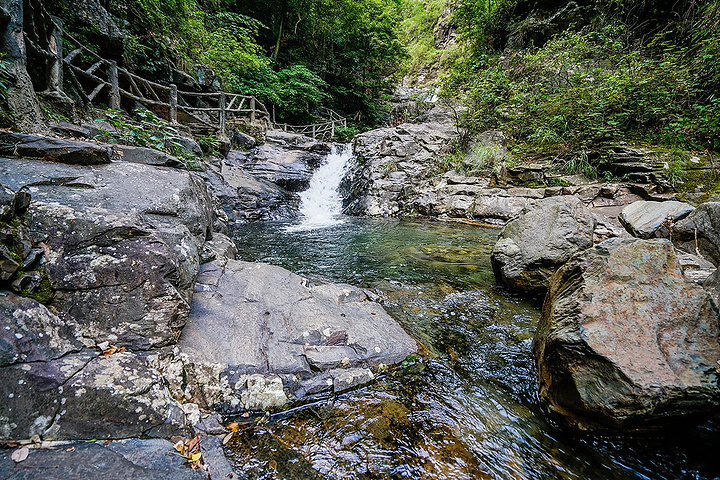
491, 195, 595, 294
619, 200, 694, 238
673, 202, 720, 266
0, 351, 184, 440
0, 439, 205, 480
342, 106, 458, 216
0, 159, 217, 350
535, 238, 720, 431
226, 140, 323, 192
167, 260, 417, 412
201, 165, 299, 221
0, 131, 111, 165
0, 291, 82, 366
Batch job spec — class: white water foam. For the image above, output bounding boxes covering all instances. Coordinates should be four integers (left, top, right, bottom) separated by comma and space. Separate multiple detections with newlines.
287, 144, 352, 231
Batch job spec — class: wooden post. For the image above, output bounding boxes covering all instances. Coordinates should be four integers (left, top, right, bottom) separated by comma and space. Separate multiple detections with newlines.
108, 60, 120, 110
48, 16, 63, 94
312, 124, 316, 139
218, 92, 227, 139
169, 84, 178, 124
250, 96, 255, 124
331, 121, 335, 139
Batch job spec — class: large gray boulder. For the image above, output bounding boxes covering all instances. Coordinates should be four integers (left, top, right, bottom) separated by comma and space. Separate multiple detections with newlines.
0, 152, 216, 441
619, 200, 694, 238
165, 260, 417, 412
491, 195, 595, 294
0, 159, 216, 349
673, 202, 720, 266
535, 238, 720, 431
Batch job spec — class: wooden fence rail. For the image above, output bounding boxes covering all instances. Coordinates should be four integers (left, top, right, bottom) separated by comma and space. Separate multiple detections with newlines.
272, 108, 347, 142
54, 33, 346, 141
61, 33, 271, 139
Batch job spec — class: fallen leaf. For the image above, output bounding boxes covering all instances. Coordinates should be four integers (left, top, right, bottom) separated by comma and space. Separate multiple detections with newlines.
191, 452, 202, 462
101, 346, 127, 356
174, 440, 185, 453
66, 446, 76, 452
226, 422, 240, 433
11, 447, 29, 463
186, 435, 200, 453
96, 341, 110, 351
222, 432, 234, 445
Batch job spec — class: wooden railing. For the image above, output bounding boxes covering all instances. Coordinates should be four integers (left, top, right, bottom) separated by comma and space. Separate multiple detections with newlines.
272, 108, 347, 141
61, 34, 270, 138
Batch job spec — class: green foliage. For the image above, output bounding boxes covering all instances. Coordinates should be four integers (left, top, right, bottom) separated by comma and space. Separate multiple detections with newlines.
433, 141, 510, 176
334, 125, 361, 143
273, 66, 330, 118
197, 133, 219, 156
446, 14, 720, 162
0, 54, 9, 101
98, 108, 179, 151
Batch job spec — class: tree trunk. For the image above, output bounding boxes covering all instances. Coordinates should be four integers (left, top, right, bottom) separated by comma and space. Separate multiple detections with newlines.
0, 0, 45, 133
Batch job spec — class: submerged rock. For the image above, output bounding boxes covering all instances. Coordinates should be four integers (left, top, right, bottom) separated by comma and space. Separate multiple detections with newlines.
535, 238, 720, 431
491, 195, 595, 295
168, 260, 417, 412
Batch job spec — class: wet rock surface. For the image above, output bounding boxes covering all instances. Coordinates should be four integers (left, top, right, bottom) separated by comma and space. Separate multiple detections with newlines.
0, 439, 205, 480
169, 260, 417, 412
535, 238, 720, 431
491, 195, 595, 295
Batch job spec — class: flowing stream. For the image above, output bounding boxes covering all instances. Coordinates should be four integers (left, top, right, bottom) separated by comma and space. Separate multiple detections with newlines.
226, 147, 720, 479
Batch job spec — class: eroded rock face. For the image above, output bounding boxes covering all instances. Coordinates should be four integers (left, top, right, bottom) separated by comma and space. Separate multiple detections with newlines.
201, 131, 329, 221
166, 260, 417, 412
342, 107, 458, 217
619, 200, 694, 238
0, 146, 219, 441
535, 238, 720, 431
0, 159, 216, 349
673, 202, 720, 266
491, 195, 595, 294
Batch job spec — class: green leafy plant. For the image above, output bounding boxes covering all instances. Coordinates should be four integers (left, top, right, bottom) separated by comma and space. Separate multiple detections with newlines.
0, 54, 10, 101
97, 108, 183, 154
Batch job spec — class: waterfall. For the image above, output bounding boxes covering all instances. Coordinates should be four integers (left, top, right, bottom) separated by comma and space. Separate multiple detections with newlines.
289, 144, 352, 230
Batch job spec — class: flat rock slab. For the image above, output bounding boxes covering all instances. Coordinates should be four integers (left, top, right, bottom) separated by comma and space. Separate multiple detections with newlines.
0, 440, 204, 480
619, 200, 695, 238
173, 260, 417, 410
0, 131, 111, 165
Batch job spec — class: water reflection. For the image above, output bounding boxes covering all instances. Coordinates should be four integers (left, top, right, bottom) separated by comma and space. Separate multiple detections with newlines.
228, 217, 720, 480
